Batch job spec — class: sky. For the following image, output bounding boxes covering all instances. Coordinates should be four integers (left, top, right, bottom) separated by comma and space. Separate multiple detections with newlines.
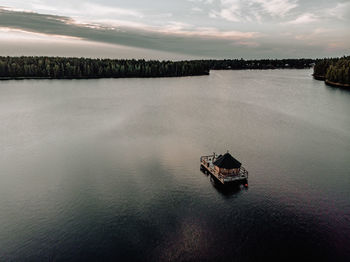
0, 0, 349, 59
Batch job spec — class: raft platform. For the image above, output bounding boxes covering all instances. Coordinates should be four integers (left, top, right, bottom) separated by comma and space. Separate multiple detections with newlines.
200, 153, 248, 185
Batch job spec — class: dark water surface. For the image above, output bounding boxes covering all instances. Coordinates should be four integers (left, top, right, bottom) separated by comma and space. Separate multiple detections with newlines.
0, 70, 349, 261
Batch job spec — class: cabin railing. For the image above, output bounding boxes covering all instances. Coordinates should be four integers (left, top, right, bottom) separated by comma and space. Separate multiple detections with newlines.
200, 154, 216, 163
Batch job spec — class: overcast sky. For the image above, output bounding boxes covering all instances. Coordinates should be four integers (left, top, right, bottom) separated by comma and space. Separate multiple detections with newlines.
0, 0, 349, 59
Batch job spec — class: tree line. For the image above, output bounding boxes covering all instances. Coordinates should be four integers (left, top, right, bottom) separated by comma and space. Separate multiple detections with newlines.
0, 57, 209, 79
199, 58, 315, 70
313, 56, 350, 87
0, 56, 315, 80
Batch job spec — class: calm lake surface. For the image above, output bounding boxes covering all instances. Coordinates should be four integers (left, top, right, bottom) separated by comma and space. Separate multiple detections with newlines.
0, 69, 349, 261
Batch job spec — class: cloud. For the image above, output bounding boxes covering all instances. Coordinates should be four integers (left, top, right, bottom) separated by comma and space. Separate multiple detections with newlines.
0, 6, 260, 42
0, 5, 34, 13
187, 0, 214, 4
1, 2, 349, 59
210, 0, 242, 22
80, 3, 143, 18
210, 0, 298, 22
0, 7, 263, 58
44, 7, 260, 41
0, 27, 82, 41
329, 2, 350, 21
295, 28, 336, 40
1, 2, 144, 20
79, 18, 260, 40
233, 40, 260, 47
168, 27, 261, 40
284, 2, 350, 26
327, 42, 347, 51
285, 13, 318, 25
253, 0, 298, 17
192, 7, 203, 13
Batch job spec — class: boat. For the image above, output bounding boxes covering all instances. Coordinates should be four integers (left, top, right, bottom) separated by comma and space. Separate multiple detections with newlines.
200, 151, 248, 185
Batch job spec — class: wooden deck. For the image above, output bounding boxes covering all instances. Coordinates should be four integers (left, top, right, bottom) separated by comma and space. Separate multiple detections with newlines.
200, 154, 248, 184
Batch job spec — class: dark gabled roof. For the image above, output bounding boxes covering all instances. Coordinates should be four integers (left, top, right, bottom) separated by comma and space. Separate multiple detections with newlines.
213, 153, 241, 169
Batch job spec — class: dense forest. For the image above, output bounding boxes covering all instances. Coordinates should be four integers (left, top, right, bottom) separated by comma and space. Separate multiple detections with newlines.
0, 57, 209, 79
200, 58, 315, 70
0, 56, 315, 80
313, 56, 350, 87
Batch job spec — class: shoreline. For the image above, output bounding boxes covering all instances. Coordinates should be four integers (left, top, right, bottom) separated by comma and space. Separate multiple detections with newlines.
313, 56, 350, 89
0, 68, 314, 81
325, 79, 350, 88
313, 74, 350, 88
312, 74, 325, 81
0, 73, 209, 81
0, 56, 315, 80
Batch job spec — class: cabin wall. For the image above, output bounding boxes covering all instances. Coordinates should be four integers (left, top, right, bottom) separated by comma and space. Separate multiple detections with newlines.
215, 166, 240, 174
215, 166, 240, 175
221, 168, 234, 174
215, 166, 220, 173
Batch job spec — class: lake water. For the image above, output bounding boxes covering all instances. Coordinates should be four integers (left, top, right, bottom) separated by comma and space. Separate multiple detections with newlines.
0, 69, 349, 261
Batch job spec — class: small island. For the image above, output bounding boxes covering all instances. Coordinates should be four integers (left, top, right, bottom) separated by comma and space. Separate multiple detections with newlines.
313, 56, 350, 88
0, 56, 314, 80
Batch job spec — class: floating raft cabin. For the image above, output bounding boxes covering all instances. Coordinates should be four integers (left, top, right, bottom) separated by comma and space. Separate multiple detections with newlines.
200, 152, 248, 184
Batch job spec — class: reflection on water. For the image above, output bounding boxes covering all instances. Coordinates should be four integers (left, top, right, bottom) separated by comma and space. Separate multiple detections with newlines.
210, 177, 247, 197
0, 69, 350, 261
199, 167, 247, 197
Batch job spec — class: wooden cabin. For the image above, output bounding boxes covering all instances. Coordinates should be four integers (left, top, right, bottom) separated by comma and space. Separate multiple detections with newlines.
213, 153, 242, 175
200, 151, 248, 184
